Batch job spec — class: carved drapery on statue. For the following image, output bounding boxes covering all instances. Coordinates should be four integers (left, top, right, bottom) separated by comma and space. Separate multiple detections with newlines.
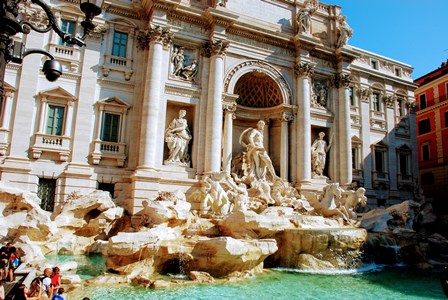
311, 79, 329, 108
311, 132, 332, 178
164, 110, 192, 167
336, 15, 352, 48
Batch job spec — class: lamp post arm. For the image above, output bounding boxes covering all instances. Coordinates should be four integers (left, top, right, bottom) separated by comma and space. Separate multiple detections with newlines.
20, 0, 85, 46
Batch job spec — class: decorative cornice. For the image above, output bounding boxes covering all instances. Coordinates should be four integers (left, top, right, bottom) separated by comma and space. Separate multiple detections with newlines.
165, 83, 201, 99
294, 62, 314, 78
202, 39, 229, 57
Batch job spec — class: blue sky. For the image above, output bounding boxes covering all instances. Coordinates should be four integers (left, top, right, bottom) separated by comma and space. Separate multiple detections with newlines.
324, 0, 448, 79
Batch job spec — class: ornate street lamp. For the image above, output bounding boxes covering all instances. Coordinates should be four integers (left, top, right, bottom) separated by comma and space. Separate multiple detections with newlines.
0, 0, 102, 99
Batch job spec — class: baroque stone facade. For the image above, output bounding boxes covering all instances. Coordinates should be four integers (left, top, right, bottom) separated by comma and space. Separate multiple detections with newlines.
0, 0, 417, 213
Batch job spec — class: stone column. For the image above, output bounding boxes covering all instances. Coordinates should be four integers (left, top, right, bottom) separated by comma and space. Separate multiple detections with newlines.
138, 25, 172, 170
359, 87, 372, 189
280, 112, 293, 180
294, 62, 314, 185
334, 73, 352, 187
222, 101, 236, 174
263, 119, 270, 153
289, 112, 297, 183
203, 39, 229, 174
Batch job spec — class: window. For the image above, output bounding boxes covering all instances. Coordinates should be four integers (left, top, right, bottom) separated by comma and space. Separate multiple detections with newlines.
418, 119, 431, 135
46, 105, 65, 136
371, 60, 378, 70
59, 20, 76, 46
98, 182, 115, 198
372, 92, 381, 111
37, 178, 56, 212
421, 144, 430, 161
91, 97, 130, 166
111, 31, 128, 58
397, 97, 404, 117
394, 67, 402, 77
399, 152, 409, 175
421, 172, 434, 185
445, 111, 448, 128
419, 94, 427, 109
375, 150, 384, 173
349, 87, 354, 106
101, 113, 120, 142
31, 87, 76, 161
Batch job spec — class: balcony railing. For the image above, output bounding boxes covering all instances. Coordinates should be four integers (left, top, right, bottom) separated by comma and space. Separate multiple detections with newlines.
91, 140, 127, 167
31, 133, 71, 161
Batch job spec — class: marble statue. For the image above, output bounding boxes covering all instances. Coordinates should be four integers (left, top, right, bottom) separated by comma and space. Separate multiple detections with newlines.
239, 120, 278, 182
311, 81, 328, 108
202, 175, 231, 216
341, 187, 367, 221
171, 47, 185, 76
297, 6, 316, 34
319, 183, 347, 220
180, 60, 198, 81
164, 110, 192, 166
311, 132, 332, 178
336, 15, 352, 48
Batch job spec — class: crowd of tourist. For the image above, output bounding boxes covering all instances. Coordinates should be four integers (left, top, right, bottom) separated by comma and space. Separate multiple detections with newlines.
0, 242, 71, 300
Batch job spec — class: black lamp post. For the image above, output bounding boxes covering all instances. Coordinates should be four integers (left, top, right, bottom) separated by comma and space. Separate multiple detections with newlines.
0, 0, 102, 99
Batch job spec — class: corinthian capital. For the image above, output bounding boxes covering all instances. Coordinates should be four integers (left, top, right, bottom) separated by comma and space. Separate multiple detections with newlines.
384, 94, 395, 108
294, 62, 314, 78
222, 101, 237, 113
202, 39, 230, 57
332, 73, 352, 89
359, 88, 372, 103
136, 25, 173, 50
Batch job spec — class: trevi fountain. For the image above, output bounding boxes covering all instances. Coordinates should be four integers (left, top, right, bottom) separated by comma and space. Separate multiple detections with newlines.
0, 117, 446, 299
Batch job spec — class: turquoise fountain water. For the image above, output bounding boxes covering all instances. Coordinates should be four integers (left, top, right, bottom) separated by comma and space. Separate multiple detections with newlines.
46, 255, 445, 300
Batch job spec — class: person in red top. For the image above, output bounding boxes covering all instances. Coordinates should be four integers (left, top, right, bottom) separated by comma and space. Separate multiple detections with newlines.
51, 266, 62, 292
7, 246, 19, 282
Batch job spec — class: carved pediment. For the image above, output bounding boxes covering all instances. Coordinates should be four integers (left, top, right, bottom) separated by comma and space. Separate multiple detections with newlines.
39, 87, 76, 101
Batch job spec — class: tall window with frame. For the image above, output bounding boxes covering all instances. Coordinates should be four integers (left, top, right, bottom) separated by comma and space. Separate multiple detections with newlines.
418, 118, 431, 135
419, 94, 427, 109
101, 112, 120, 143
46, 105, 65, 136
59, 19, 76, 46
349, 86, 354, 106
111, 31, 128, 58
421, 143, 430, 161
372, 92, 381, 112
397, 97, 404, 117
375, 149, 384, 173
445, 111, 448, 128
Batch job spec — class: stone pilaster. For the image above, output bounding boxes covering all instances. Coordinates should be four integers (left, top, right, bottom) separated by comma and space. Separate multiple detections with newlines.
359, 87, 372, 189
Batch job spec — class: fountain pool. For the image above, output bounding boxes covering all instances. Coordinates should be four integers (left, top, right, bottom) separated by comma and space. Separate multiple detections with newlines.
46, 256, 445, 300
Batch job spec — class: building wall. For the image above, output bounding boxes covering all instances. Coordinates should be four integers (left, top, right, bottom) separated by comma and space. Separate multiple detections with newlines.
0, 0, 417, 214
415, 60, 448, 213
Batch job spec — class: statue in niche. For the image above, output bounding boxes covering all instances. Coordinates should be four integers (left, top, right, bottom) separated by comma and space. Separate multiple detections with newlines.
164, 109, 192, 166
297, 6, 316, 34
239, 120, 278, 182
311, 81, 328, 108
336, 15, 353, 48
311, 132, 332, 178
